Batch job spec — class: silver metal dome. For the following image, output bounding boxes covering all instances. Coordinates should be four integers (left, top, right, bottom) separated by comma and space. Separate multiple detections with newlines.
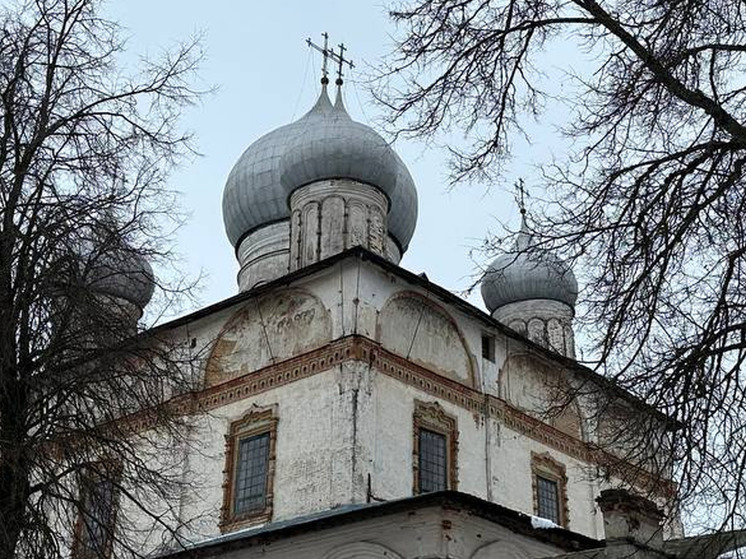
88, 248, 155, 310
222, 119, 304, 247
481, 222, 577, 313
222, 86, 418, 251
389, 151, 418, 251
280, 90, 399, 202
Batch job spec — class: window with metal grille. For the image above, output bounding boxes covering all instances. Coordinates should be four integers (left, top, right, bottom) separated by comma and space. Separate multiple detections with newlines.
234, 432, 270, 514
536, 475, 560, 524
75, 474, 117, 559
418, 428, 447, 493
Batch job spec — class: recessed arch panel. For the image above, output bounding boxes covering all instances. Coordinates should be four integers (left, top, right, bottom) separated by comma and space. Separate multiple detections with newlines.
378, 291, 475, 386
500, 353, 584, 440
205, 288, 332, 386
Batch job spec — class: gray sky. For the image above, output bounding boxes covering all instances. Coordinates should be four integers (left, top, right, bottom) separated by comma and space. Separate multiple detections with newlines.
105, 0, 569, 315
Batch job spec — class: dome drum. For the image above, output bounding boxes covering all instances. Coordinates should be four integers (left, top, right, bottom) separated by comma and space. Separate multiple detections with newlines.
492, 299, 576, 358
385, 235, 402, 264
289, 178, 390, 271
237, 220, 291, 291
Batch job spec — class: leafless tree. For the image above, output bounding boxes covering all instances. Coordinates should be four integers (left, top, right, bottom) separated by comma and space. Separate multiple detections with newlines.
376, 0, 746, 535
0, 0, 205, 556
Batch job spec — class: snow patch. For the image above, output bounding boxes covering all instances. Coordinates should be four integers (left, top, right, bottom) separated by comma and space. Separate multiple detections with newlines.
531, 515, 560, 530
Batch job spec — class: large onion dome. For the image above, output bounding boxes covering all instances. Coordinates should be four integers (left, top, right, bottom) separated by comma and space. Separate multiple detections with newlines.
222, 85, 418, 252
481, 219, 577, 313
280, 90, 399, 205
389, 151, 418, 252
222, 119, 305, 247
88, 246, 155, 311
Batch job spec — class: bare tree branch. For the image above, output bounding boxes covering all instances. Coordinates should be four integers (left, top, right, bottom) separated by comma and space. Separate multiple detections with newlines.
376, 0, 746, 534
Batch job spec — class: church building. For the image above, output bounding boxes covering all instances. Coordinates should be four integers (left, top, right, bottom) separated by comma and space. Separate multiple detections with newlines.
70, 41, 746, 559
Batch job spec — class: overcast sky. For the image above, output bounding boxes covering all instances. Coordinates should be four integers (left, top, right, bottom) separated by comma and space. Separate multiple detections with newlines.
105, 0, 572, 316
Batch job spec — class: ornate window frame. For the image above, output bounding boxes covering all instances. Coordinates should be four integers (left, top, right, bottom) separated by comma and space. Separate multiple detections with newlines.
72, 462, 121, 559
220, 404, 278, 532
531, 451, 569, 528
412, 400, 458, 493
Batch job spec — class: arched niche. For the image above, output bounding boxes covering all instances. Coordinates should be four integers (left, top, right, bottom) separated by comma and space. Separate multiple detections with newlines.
377, 291, 475, 386
323, 542, 403, 559
470, 540, 531, 559
205, 288, 332, 386
500, 353, 584, 440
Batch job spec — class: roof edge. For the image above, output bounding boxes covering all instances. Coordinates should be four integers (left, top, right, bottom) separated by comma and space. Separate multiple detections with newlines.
158, 491, 602, 558
145, 247, 677, 428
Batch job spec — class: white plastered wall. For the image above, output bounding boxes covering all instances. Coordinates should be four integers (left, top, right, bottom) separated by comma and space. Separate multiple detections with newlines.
124, 253, 663, 551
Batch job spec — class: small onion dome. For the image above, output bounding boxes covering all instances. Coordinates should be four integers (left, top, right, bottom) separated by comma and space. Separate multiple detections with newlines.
88, 247, 155, 310
222, 85, 418, 252
481, 221, 578, 313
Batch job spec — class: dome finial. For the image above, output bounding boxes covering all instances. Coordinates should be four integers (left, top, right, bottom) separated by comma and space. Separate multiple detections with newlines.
515, 178, 531, 251
306, 34, 354, 108
333, 42, 354, 87
516, 178, 527, 217
307, 33, 332, 85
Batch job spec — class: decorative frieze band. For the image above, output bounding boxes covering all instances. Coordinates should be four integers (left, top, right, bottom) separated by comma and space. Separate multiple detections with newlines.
127, 334, 670, 493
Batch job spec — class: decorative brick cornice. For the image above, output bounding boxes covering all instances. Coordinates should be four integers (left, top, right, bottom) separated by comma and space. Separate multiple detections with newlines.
369, 340, 591, 460
126, 334, 671, 494
120, 336, 359, 433
366, 340, 671, 495
198, 336, 359, 414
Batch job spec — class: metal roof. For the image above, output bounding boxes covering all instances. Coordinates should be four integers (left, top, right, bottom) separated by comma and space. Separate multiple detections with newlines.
481, 223, 578, 312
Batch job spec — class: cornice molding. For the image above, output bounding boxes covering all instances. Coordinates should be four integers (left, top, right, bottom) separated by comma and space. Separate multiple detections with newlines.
126, 335, 671, 495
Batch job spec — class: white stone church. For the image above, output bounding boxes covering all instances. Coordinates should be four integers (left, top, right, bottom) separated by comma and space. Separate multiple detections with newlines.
71, 54, 746, 559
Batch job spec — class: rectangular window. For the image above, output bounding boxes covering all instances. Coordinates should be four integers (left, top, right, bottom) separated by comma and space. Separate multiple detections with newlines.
413, 401, 458, 495
531, 452, 568, 527
536, 475, 560, 524
221, 405, 277, 532
75, 474, 118, 559
481, 334, 495, 362
418, 428, 447, 493
234, 432, 270, 514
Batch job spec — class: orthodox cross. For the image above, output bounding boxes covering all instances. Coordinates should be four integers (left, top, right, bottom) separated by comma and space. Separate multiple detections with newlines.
333, 42, 354, 85
306, 33, 354, 85
306, 32, 331, 84
516, 178, 527, 216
